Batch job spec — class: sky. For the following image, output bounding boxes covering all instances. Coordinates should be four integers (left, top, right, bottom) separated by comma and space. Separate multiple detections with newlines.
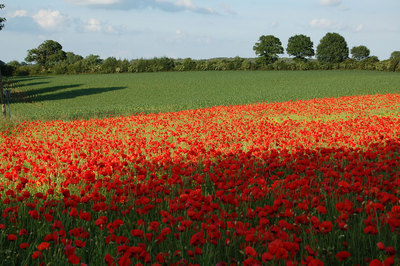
0, 0, 399, 63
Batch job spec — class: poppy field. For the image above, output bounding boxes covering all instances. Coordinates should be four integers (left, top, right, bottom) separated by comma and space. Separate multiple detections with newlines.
1, 93, 400, 265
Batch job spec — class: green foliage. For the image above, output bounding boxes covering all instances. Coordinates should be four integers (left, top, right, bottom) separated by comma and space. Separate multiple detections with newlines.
391, 51, 400, 59
182, 58, 197, 71
25, 40, 67, 68
82, 54, 102, 73
253, 35, 284, 64
287, 34, 315, 60
388, 58, 400, 72
9, 71, 400, 121
65, 52, 83, 65
0, 3, 5, 31
351, 45, 370, 61
101, 57, 118, 73
317, 33, 349, 63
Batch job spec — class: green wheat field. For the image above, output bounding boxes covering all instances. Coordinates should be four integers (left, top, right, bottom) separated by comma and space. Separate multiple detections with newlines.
7, 70, 400, 121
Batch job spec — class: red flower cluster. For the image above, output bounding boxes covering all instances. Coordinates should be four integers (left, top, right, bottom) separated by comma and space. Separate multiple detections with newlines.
0, 93, 400, 265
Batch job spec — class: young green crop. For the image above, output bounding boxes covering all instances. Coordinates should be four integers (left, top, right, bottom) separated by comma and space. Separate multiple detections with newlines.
8, 70, 400, 121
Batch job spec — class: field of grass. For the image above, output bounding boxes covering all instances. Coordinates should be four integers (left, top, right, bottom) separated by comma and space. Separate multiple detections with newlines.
7, 70, 400, 120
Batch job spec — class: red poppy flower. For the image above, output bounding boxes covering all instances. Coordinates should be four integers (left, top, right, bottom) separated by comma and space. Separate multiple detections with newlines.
7, 234, 17, 241
369, 259, 383, 266
336, 251, 350, 261
68, 254, 81, 265
19, 242, 29, 249
245, 246, 257, 257
377, 242, 385, 250
38, 242, 50, 251
32, 251, 42, 260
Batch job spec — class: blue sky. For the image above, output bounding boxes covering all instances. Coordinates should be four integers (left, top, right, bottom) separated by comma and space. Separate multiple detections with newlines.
0, 0, 399, 62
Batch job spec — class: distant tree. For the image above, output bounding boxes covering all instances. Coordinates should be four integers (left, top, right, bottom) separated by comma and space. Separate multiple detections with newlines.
287, 34, 315, 61
65, 52, 83, 64
391, 51, 400, 59
0, 3, 6, 118
25, 40, 67, 68
363, 56, 379, 63
0, 3, 5, 31
316, 33, 349, 63
351, 45, 370, 61
7, 60, 21, 68
81, 54, 102, 72
101, 57, 118, 73
84, 54, 102, 65
253, 35, 284, 64
182, 58, 197, 71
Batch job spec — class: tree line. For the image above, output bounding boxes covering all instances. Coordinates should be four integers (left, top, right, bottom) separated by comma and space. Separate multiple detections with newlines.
1, 34, 400, 76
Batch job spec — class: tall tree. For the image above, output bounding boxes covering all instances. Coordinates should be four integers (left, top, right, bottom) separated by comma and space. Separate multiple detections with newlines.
25, 40, 66, 69
351, 45, 370, 61
253, 35, 284, 64
316, 32, 349, 63
391, 51, 400, 59
286, 34, 315, 61
0, 3, 7, 118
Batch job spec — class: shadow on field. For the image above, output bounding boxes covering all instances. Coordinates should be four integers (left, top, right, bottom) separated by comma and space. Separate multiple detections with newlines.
16, 81, 51, 88
13, 76, 48, 83
11, 85, 126, 104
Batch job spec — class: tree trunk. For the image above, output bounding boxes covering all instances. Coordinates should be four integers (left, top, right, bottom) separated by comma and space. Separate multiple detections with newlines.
0, 68, 6, 118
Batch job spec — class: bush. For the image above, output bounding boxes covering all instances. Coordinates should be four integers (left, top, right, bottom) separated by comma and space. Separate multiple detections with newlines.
182, 58, 197, 71
388, 58, 400, 72
13, 66, 30, 76
53, 62, 68, 75
101, 57, 118, 73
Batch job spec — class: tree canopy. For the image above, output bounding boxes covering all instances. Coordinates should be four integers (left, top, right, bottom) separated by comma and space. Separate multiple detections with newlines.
351, 45, 370, 61
316, 33, 349, 63
0, 3, 5, 31
286, 34, 315, 60
391, 51, 400, 59
253, 35, 284, 64
25, 40, 67, 68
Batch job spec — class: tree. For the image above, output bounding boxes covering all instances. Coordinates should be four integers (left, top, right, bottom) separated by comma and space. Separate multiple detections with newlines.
25, 40, 67, 68
316, 33, 349, 63
253, 35, 284, 64
65, 52, 83, 64
351, 45, 370, 61
287, 34, 315, 61
101, 57, 118, 73
83, 54, 102, 72
391, 51, 400, 59
0, 3, 5, 30
0, 3, 6, 118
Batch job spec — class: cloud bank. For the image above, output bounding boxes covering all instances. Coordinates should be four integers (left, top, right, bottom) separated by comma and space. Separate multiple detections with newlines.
320, 0, 341, 6
64, 0, 216, 14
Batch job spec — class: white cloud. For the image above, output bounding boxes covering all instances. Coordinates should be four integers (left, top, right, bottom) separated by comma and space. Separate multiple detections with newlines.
175, 0, 196, 9
105, 25, 118, 34
356, 24, 364, 32
218, 3, 236, 15
64, 0, 216, 14
167, 29, 185, 43
270, 22, 279, 28
33, 9, 66, 30
80, 18, 124, 35
10, 10, 28, 18
65, 0, 120, 5
320, 0, 341, 6
85, 18, 102, 32
310, 18, 332, 28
